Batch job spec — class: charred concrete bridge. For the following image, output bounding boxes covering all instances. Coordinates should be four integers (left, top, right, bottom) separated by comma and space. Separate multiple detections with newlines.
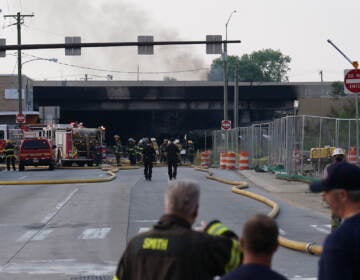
33, 80, 330, 142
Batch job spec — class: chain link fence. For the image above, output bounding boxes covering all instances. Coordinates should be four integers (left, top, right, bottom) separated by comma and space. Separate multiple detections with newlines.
212, 115, 359, 177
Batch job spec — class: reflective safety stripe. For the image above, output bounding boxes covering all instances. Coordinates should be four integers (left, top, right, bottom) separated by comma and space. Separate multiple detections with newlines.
112, 276, 120, 280
206, 222, 230, 236
142, 237, 168, 251
6, 155, 16, 158
225, 239, 242, 272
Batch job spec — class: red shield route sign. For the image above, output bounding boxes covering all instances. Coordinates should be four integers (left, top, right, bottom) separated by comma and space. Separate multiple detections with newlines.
221, 120, 232, 131
16, 113, 26, 124
344, 69, 360, 94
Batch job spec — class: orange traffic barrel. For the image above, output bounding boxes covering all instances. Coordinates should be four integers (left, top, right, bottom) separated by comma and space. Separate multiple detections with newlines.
220, 152, 227, 169
200, 151, 210, 168
220, 152, 236, 170
225, 152, 236, 170
239, 151, 249, 170
347, 146, 357, 164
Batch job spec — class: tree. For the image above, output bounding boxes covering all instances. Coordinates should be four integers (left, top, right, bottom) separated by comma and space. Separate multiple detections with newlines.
329, 81, 346, 98
208, 49, 291, 82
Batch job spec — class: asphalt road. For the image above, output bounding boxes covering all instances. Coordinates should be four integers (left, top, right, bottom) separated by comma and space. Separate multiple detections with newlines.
0, 166, 328, 279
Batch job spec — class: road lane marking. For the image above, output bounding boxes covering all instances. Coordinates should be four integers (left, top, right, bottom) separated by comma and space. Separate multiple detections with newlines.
279, 228, 287, 235
32, 229, 53, 241
290, 278, 316, 280
41, 188, 79, 224
18, 176, 27, 180
310, 224, 331, 234
138, 227, 150, 233
135, 219, 157, 223
16, 230, 38, 243
16, 229, 53, 242
0, 259, 116, 275
79, 227, 111, 239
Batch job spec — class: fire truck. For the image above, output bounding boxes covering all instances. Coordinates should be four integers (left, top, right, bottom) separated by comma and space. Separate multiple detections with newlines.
51, 123, 106, 167
0, 122, 106, 166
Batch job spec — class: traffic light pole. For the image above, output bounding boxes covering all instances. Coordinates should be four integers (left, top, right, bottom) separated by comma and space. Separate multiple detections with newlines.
0, 40, 241, 51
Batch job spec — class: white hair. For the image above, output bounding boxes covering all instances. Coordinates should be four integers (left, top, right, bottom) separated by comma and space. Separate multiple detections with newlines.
164, 180, 200, 217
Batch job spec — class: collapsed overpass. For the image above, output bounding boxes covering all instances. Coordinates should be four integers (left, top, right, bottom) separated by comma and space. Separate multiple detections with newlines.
33, 80, 330, 143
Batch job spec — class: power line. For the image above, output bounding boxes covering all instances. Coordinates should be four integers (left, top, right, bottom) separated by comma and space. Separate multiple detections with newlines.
23, 52, 211, 75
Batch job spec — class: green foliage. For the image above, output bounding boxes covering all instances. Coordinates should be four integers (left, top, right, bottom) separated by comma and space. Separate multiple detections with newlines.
329, 81, 346, 98
208, 49, 291, 82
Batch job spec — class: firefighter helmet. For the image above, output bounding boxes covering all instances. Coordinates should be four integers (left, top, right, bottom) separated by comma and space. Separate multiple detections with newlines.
332, 148, 345, 157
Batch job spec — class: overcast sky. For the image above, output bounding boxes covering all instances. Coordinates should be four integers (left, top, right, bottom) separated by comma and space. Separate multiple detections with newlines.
0, 0, 359, 82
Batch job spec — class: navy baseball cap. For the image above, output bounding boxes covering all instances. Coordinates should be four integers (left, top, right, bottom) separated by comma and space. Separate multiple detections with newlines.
310, 161, 360, 193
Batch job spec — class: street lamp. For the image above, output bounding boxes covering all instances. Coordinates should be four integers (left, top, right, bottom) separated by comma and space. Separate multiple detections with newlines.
223, 10, 237, 122
22, 57, 58, 66
18, 57, 58, 116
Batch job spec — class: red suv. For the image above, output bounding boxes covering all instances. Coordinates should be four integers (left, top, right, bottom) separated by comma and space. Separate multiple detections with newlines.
19, 138, 55, 171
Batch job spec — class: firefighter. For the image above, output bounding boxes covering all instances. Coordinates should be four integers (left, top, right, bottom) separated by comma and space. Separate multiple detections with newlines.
187, 140, 195, 164
323, 147, 346, 231
150, 137, 160, 162
127, 138, 137, 165
113, 180, 242, 280
113, 135, 123, 166
94, 141, 102, 166
160, 139, 168, 163
137, 138, 147, 163
142, 140, 156, 181
5, 140, 16, 171
166, 138, 180, 180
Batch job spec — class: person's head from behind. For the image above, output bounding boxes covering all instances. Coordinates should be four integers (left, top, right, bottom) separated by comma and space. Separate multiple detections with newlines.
164, 180, 200, 225
241, 214, 279, 263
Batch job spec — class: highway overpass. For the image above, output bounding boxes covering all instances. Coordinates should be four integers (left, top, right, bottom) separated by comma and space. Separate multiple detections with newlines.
33, 80, 330, 143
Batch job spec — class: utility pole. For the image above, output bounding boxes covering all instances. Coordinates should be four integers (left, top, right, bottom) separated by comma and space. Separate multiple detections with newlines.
234, 63, 239, 128
4, 12, 34, 116
223, 10, 236, 122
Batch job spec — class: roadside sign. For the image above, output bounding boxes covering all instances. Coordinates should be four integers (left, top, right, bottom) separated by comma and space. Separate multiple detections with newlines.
65, 36, 81, 56
16, 113, 26, 124
344, 69, 360, 94
138, 36, 154, 55
206, 35, 222, 54
221, 120, 231, 131
0, 38, 5, 57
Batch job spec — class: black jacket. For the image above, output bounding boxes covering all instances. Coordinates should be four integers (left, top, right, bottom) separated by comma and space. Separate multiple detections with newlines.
114, 214, 241, 280
166, 143, 179, 162
142, 145, 156, 163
